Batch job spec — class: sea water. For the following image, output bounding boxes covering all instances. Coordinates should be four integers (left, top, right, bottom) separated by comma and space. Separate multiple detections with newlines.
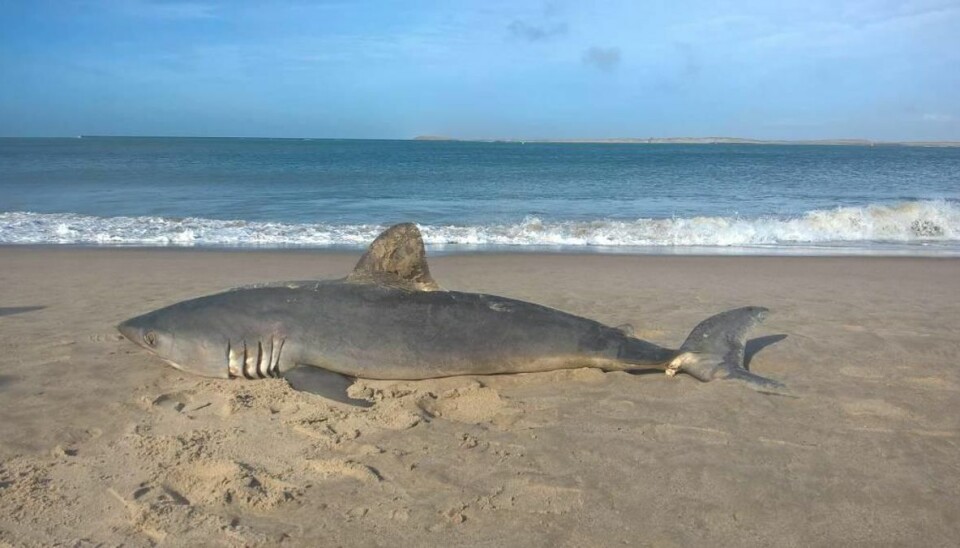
1, 137, 958, 255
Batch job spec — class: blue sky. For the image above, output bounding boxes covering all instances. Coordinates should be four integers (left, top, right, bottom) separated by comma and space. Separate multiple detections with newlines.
1, 0, 958, 139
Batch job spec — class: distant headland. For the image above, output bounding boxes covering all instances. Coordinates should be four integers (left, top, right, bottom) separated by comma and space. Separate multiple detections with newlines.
413, 135, 960, 147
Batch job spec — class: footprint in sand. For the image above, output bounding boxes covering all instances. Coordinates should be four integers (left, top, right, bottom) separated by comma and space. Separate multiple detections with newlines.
151, 392, 194, 413
47, 427, 104, 458
89, 332, 126, 343
108, 481, 269, 545
149, 391, 227, 417
163, 459, 302, 510
306, 459, 382, 483
417, 382, 521, 425
469, 479, 583, 516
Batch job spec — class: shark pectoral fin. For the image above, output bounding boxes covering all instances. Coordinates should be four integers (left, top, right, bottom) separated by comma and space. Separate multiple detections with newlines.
283, 365, 374, 408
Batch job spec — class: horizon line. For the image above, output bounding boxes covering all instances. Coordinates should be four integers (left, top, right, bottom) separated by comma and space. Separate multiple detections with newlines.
1, 135, 959, 147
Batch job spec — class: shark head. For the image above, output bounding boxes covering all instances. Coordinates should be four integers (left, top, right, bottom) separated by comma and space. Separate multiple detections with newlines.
118, 305, 231, 379
118, 222, 436, 382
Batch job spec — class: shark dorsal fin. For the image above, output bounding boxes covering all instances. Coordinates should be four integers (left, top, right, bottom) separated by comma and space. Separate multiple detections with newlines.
346, 223, 440, 291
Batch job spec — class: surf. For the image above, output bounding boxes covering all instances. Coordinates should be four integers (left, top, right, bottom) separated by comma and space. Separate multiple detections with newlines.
2, 200, 958, 254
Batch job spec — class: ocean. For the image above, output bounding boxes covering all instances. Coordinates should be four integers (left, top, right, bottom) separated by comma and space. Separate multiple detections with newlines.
1, 137, 958, 255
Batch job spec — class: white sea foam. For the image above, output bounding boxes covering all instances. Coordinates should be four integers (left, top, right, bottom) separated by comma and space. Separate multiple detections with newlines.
1, 201, 958, 252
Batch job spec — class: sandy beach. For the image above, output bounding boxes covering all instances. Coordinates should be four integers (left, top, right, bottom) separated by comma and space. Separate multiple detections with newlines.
0, 247, 958, 546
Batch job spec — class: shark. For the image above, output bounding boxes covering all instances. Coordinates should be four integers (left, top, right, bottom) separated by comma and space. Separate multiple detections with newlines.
119, 223, 783, 405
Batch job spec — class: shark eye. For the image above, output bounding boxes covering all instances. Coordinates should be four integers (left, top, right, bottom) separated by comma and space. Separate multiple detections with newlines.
144, 331, 158, 347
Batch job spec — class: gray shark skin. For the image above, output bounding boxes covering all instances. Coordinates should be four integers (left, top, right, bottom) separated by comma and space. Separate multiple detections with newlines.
119, 223, 783, 405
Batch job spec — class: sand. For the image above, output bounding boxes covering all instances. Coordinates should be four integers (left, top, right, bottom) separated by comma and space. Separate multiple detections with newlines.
0, 247, 958, 546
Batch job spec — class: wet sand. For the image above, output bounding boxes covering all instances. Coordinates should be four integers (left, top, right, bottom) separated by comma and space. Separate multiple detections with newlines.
1, 247, 958, 546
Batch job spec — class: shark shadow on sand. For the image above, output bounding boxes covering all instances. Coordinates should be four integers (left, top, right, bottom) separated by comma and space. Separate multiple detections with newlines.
0, 306, 45, 318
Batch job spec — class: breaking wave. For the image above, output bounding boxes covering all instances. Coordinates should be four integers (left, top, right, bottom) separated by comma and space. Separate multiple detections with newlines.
1, 201, 958, 252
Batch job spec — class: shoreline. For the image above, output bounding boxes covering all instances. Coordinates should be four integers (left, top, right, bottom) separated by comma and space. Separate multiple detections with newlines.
2, 243, 959, 258
1, 247, 958, 545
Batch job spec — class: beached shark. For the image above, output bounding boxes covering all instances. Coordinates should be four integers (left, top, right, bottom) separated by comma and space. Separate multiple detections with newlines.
118, 223, 783, 405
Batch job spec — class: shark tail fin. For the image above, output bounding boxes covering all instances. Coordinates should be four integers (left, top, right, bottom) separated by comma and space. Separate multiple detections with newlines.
668, 306, 784, 390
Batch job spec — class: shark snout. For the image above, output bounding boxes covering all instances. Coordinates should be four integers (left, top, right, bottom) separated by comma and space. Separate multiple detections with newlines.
117, 315, 163, 352
117, 314, 160, 350
117, 319, 141, 344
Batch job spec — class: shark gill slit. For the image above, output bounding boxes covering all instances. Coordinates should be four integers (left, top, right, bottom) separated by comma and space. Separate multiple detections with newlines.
226, 338, 284, 379
266, 337, 276, 377
262, 338, 273, 378
242, 340, 255, 379
227, 340, 243, 378
272, 338, 284, 377
255, 341, 266, 378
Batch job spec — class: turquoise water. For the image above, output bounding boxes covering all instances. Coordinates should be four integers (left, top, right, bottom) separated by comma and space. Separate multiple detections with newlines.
1, 137, 959, 254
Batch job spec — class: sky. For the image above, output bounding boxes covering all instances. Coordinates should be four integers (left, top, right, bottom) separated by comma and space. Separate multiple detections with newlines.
1, 0, 958, 140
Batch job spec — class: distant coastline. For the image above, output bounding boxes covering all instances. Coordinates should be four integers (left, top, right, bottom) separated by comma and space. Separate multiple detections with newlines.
10, 135, 957, 148
413, 135, 960, 147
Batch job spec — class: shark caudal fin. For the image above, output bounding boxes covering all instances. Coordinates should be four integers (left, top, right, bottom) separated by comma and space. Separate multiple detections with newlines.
667, 306, 784, 390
